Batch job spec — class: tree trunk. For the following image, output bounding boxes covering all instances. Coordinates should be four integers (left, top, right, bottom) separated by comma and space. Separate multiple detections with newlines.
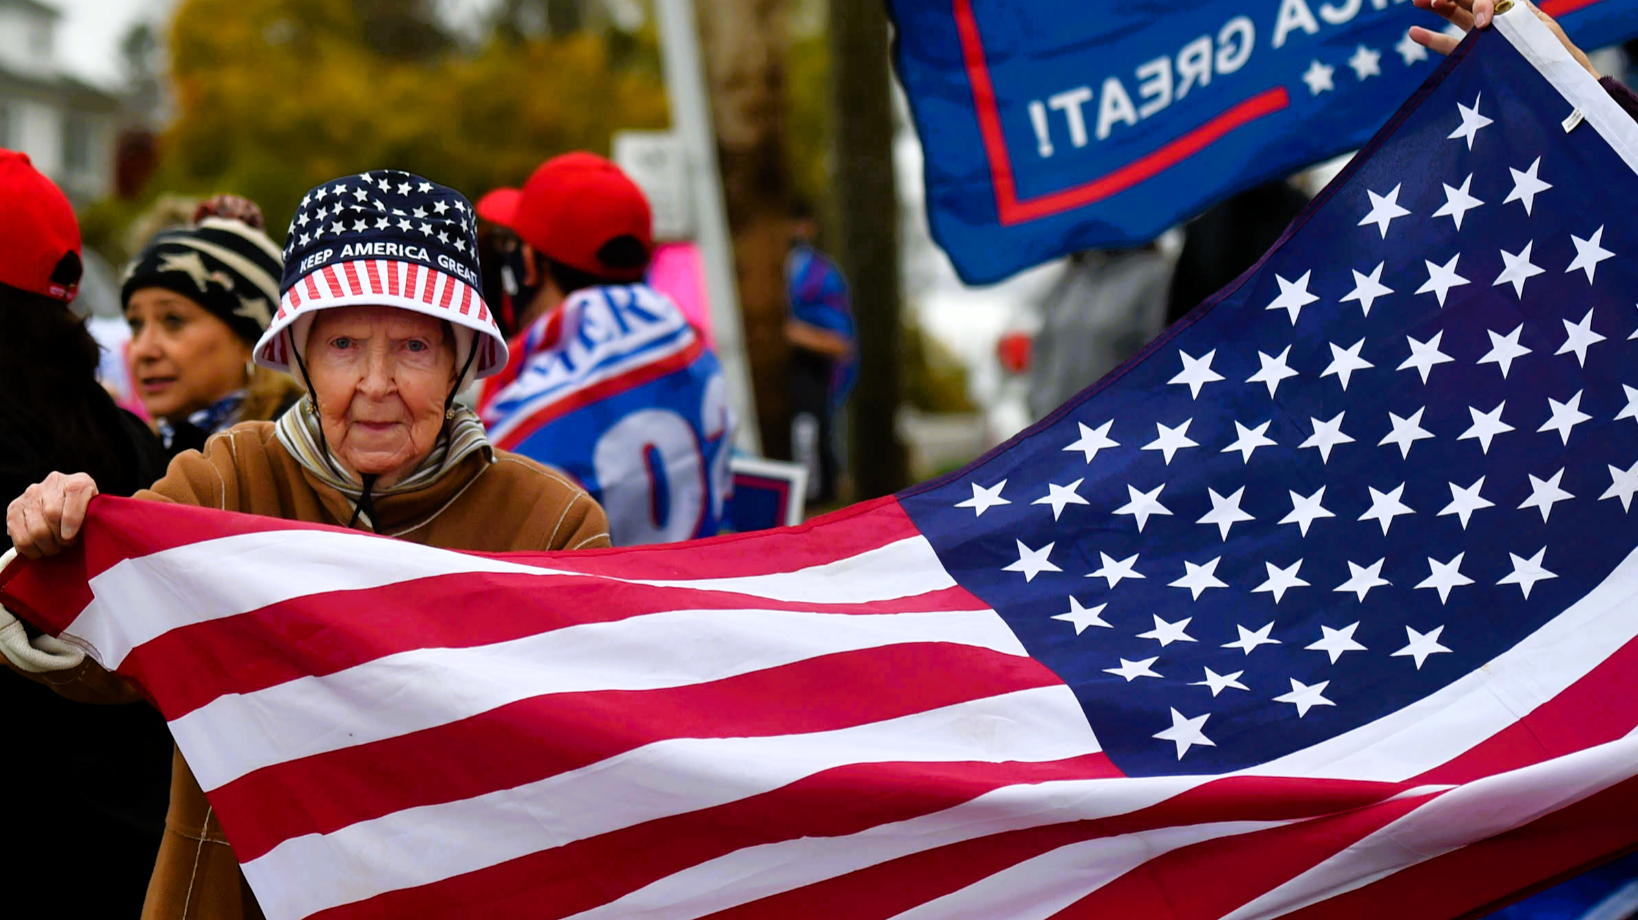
695, 0, 792, 460
831, 0, 909, 497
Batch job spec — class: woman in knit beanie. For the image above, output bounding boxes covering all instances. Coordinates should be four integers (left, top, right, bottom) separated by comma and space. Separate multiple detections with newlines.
121, 195, 303, 456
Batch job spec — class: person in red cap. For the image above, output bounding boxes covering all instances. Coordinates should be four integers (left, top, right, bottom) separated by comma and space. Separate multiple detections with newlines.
0, 148, 173, 917
479, 152, 739, 546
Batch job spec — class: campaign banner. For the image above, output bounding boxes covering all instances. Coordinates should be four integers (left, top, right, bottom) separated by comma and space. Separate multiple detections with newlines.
889, 0, 1638, 284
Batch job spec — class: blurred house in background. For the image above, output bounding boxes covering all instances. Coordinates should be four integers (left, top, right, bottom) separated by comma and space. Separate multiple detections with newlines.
0, 0, 119, 203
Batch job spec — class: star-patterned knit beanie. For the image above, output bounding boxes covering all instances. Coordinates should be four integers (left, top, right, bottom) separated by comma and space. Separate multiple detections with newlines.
120, 211, 284, 346
255, 169, 507, 380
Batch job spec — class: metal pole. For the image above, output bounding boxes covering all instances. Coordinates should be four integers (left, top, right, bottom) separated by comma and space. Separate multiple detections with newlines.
654, 0, 762, 455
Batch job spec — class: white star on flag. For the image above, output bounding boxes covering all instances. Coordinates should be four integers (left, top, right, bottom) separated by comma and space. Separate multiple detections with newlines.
1601, 460, 1638, 511
1378, 407, 1435, 459
1566, 226, 1615, 283
1004, 540, 1060, 582
1224, 621, 1282, 655
1538, 390, 1592, 445
1448, 94, 1493, 148
1399, 331, 1454, 383
1440, 476, 1495, 529
1392, 625, 1453, 669
1274, 679, 1336, 717
1280, 486, 1336, 536
1458, 401, 1514, 454
1170, 557, 1228, 600
1191, 667, 1250, 697
1417, 553, 1475, 604
1253, 559, 1309, 603
1341, 262, 1394, 316
1053, 597, 1112, 634
1620, 385, 1638, 424
1505, 157, 1552, 214
1143, 420, 1199, 465
1104, 656, 1163, 682
1493, 241, 1545, 298
1154, 708, 1215, 759
1359, 484, 1416, 535
1478, 324, 1532, 378
1498, 547, 1557, 599
1137, 615, 1197, 647
955, 480, 1009, 516
1169, 350, 1225, 399
1032, 479, 1088, 520
1556, 308, 1606, 366
1321, 338, 1374, 391
1432, 174, 1484, 230
1115, 483, 1173, 532
1417, 253, 1471, 306
1265, 271, 1320, 325
1302, 59, 1336, 95
1198, 487, 1255, 540
1519, 469, 1574, 522
1358, 184, 1412, 238
1087, 552, 1145, 588
1247, 346, 1299, 397
1307, 622, 1369, 663
1348, 44, 1381, 80
1222, 420, 1277, 463
1063, 421, 1119, 463
1334, 559, 1391, 601
1300, 412, 1355, 463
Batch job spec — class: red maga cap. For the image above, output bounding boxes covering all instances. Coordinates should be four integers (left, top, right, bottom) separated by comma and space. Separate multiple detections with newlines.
475, 187, 521, 227
0, 149, 82, 301
507, 152, 653, 282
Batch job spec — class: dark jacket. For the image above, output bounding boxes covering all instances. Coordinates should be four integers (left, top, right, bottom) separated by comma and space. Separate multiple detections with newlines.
1, 382, 173, 919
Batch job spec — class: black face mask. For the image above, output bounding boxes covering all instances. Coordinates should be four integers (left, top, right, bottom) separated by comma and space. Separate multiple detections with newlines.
502, 238, 541, 332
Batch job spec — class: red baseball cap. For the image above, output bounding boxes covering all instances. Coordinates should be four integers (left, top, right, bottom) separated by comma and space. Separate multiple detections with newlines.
0, 149, 81, 301
474, 187, 521, 227
497, 152, 654, 282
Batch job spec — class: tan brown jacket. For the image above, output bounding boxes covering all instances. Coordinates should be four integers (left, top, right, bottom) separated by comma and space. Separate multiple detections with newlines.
18, 421, 610, 919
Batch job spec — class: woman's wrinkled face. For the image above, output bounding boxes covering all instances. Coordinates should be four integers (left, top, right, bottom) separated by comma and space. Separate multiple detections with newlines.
305, 306, 456, 489
126, 288, 252, 420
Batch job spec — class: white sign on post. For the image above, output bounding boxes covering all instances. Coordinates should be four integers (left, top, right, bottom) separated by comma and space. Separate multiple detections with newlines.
613, 130, 696, 242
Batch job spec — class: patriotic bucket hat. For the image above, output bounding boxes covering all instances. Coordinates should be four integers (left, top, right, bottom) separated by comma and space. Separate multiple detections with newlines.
254, 170, 508, 380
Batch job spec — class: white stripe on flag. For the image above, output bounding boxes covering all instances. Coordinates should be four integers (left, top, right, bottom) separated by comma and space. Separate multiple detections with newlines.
71, 531, 950, 669
1244, 541, 1638, 783
243, 684, 1100, 920
883, 821, 1296, 920
559, 776, 1208, 920
176, 605, 1028, 791
1221, 728, 1638, 920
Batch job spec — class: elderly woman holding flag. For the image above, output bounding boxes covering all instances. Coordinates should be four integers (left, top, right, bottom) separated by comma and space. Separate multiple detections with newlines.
4, 170, 608, 920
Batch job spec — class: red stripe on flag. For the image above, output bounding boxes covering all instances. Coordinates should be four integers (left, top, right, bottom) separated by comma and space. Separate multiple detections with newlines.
304, 274, 321, 300
387, 260, 401, 297
439, 274, 456, 311
459, 283, 473, 316
365, 260, 383, 295
322, 266, 343, 299
404, 263, 420, 301
1282, 773, 1638, 920
214, 644, 1069, 861
343, 262, 363, 297
288, 287, 302, 308
309, 754, 1123, 920
422, 268, 439, 305
1540, 0, 1603, 14
130, 575, 991, 718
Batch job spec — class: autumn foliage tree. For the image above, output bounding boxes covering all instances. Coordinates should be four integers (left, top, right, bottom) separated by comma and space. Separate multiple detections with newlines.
89, 0, 668, 257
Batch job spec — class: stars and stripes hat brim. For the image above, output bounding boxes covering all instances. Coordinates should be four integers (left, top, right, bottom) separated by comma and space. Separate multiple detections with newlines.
255, 169, 508, 380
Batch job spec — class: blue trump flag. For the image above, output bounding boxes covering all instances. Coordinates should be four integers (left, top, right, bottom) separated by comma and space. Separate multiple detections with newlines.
889, 0, 1638, 284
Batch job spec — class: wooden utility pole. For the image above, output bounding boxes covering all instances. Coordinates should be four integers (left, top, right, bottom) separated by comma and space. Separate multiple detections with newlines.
831, 0, 909, 497
695, 0, 793, 459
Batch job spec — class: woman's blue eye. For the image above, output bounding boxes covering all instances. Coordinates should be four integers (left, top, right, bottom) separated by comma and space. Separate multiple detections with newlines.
332, 337, 352, 349
407, 340, 427, 352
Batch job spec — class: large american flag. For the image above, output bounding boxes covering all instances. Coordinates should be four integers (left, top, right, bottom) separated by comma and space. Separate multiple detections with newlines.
6, 10, 1638, 920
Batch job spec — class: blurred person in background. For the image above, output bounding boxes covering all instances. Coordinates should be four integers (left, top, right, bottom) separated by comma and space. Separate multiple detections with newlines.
784, 198, 856, 505
480, 152, 737, 546
122, 195, 304, 457
0, 149, 172, 918
1164, 179, 1312, 327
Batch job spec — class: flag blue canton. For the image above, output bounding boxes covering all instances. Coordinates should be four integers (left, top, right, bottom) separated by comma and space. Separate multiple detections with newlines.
901, 33, 1638, 778
279, 169, 479, 292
